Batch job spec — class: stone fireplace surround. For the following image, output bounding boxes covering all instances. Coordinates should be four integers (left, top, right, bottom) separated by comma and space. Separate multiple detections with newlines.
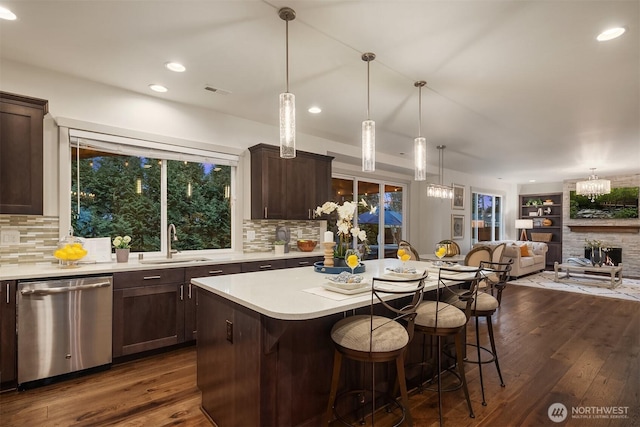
562, 174, 640, 279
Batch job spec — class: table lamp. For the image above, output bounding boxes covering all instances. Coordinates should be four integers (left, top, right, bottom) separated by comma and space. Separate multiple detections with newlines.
515, 219, 533, 241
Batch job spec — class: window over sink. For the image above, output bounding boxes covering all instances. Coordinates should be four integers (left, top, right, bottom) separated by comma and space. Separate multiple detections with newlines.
66, 129, 237, 254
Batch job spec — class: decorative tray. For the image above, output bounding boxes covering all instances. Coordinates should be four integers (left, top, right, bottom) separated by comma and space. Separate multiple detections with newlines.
314, 261, 365, 274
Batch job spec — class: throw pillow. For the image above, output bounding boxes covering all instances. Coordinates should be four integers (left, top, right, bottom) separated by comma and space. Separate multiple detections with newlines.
519, 245, 530, 257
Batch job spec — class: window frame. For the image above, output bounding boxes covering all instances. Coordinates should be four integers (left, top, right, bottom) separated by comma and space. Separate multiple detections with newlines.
59, 126, 239, 257
470, 188, 505, 244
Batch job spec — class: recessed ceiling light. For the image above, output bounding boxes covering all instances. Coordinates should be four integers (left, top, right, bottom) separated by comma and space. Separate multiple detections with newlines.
149, 84, 168, 93
597, 27, 626, 42
529, 179, 536, 183
165, 62, 186, 72
308, 106, 321, 114
0, 6, 17, 20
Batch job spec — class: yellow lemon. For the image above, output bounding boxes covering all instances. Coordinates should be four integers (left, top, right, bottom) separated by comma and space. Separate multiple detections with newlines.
397, 249, 406, 257
401, 254, 411, 262
436, 247, 447, 257
347, 254, 359, 266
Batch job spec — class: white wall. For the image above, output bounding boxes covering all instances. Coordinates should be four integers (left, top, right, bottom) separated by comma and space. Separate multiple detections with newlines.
414, 169, 518, 255
1, 59, 518, 255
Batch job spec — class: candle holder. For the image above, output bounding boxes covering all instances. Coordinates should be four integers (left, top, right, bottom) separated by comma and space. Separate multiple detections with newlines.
322, 242, 336, 267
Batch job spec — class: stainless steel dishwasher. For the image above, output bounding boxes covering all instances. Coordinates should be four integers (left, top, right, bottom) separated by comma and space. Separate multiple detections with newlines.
17, 275, 113, 387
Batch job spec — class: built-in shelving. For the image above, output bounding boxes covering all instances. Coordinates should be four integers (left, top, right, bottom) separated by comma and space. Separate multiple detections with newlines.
520, 192, 563, 267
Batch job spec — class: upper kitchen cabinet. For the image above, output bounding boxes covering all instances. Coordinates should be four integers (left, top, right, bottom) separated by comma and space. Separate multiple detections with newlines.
249, 144, 333, 220
0, 92, 48, 215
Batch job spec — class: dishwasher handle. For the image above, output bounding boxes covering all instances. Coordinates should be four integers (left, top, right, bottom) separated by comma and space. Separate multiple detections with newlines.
20, 281, 111, 296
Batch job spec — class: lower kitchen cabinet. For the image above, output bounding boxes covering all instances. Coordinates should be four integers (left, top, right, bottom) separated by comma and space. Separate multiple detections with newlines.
184, 263, 243, 342
285, 256, 323, 268
112, 269, 186, 358
241, 259, 287, 273
0, 281, 17, 390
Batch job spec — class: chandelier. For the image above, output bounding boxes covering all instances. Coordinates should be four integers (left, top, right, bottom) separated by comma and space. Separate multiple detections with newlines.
426, 145, 453, 199
576, 168, 611, 202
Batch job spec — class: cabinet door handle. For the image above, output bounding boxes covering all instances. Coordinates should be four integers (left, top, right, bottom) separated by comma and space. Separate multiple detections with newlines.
264, 207, 268, 218
298, 261, 310, 266
143, 275, 162, 280
5, 283, 9, 304
188, 283, 192, 299
208, 270, 223, 275
259, 264, 272, 269
180, 284, 184, 301
308, 209, 311, 219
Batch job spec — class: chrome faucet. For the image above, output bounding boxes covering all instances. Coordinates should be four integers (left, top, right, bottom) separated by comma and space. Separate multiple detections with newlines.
167, 223, 178, 259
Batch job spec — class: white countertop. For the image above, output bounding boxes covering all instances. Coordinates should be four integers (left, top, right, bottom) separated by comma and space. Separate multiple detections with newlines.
192, 259, 477, 321
0, 250, 322, 281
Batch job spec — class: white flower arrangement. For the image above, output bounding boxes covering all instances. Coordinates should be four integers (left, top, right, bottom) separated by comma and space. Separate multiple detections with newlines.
112, 235, 132, 249
315, 200, 368, 258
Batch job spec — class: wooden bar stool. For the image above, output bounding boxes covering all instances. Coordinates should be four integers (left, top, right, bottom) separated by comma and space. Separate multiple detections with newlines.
325, 272, 427, 426
446, 260, 512, 406
412, 266, 482, 426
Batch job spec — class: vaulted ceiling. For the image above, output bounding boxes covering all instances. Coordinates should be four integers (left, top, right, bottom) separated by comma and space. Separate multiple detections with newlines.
1, 1, 637, 183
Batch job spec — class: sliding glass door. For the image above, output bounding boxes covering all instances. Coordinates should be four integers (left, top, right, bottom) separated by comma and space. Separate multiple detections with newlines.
331, 176, 405, 259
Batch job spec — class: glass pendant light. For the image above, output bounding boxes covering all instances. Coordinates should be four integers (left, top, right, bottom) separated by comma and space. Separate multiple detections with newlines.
361, 52, 376, 172
426, 145, 454, 199
576, 168, 611, 202
414, 81, 427, 181
278, 7, 296, 159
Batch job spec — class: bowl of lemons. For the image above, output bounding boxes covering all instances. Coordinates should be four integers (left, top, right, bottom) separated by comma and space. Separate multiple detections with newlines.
54, 236, 88, 268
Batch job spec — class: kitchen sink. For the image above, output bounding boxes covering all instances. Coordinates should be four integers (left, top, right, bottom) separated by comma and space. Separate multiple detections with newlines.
139, 257, 211, 264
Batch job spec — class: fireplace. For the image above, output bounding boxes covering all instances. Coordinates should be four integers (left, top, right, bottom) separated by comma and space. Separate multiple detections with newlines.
584, 247, 622, 266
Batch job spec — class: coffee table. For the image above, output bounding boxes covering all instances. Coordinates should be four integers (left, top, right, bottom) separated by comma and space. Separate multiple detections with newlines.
553, 261, 623, 289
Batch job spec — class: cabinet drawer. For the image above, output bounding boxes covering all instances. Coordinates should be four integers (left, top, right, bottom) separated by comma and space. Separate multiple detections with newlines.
114, 268, 185, 290
285, 257, 322, 268
185, 263, 243, 281
241, 259, 287, 273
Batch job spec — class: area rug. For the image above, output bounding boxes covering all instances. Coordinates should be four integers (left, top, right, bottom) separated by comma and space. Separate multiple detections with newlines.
509, 271, 640, 302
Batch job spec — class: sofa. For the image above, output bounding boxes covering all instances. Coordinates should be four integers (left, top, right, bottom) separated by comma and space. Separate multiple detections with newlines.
472, 240, 548, 278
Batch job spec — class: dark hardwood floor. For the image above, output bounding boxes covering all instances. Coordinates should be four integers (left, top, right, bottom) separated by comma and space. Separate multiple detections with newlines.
1, 284, 638, 426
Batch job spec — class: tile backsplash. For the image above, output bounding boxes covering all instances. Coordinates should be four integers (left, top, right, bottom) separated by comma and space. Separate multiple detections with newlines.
0, 215, 59, 266
1, 216, 322, 266
243, 220, 322, 252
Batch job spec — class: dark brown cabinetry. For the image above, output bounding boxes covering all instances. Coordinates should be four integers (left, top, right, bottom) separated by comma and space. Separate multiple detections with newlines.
112, 269, 186, 358
249, 144, 333, 220
184, 263, 243, 342
0, 281, 17, 390
0, 92, 48, 215
241, 259, 288, 273
520, 192, 563, 267
285, 256, 322, 268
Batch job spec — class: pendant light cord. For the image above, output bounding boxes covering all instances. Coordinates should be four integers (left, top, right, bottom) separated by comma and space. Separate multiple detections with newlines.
285, 19, 289, 93
418, 85, 422, 137
366, 59, 371, 120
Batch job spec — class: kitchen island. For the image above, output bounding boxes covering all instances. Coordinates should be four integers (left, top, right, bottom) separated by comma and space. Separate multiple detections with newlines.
192, 259, 470, 426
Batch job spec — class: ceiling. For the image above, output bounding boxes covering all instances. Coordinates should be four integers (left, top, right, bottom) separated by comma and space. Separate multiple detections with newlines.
1, 1, 638, 184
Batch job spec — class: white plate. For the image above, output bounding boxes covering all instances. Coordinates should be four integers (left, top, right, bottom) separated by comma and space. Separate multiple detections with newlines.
383, 269, 426, 280
322, 282, 371, 295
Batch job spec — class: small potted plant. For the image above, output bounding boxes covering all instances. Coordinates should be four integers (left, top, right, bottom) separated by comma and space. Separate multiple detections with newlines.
274, 240, 286, 255
113, 235, 132, 263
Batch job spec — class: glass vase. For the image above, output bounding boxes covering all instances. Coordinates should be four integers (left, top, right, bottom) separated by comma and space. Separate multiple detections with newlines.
590, 247, 602, 267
